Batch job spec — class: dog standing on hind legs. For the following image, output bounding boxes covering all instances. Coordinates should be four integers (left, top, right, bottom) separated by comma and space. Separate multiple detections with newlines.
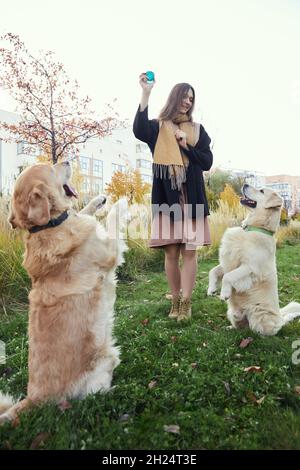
0, 162, 128, 424
207, 184, 300, 336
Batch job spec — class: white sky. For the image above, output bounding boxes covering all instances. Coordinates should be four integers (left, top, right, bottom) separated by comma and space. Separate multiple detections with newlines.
1, 0, 300, 175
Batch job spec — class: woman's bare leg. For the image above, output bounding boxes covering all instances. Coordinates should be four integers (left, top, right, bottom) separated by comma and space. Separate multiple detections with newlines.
180, 246, 197, 299
164, 244, 181, 298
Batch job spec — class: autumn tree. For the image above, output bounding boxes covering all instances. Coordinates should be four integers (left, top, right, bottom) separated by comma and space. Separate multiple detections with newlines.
204, 182, 218, 211
0, 33, 119, 164
219, 183, 240, 208
280, 207, 289, 225
206, 169, 245, 197
106, 169, 151, 205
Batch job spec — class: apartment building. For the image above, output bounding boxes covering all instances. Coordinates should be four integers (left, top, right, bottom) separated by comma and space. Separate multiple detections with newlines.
216, 166, 266, 188
230, 168, 266, 188
0, 109, 36, 195
0, 109, 152, 195
265, 175, 300, 215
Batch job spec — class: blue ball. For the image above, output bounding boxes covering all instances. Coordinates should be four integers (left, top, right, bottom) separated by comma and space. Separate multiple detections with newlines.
145, 71, 155, 82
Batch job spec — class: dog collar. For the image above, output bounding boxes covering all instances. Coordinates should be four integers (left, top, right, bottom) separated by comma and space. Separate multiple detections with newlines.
29, 210, 69, 233
243, 225, 274, 237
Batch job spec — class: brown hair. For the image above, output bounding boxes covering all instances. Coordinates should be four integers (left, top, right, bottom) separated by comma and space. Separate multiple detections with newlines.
158, 83, 195, 121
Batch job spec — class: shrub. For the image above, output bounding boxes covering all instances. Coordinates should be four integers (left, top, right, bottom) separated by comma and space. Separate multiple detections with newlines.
117, 238, 164, 281
0, 198, 30, 306
292, 212, 300, 222
277, 220, 300, 247
200, 200, 247, 258
280, 207, 289, 225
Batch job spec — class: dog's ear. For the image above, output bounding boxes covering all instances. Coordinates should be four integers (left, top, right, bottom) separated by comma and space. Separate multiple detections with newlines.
27, 184, 50, 226
264, 192, 282, 209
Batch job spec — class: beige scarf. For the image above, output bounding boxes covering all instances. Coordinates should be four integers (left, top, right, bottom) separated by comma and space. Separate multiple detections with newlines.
153, 114, 199, 190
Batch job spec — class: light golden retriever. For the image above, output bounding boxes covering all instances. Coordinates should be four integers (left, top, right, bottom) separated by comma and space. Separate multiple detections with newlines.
207, 184, 300, 336
0, 162, 127, 423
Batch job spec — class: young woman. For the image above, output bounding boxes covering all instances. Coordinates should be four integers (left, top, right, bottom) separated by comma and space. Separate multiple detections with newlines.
133, 74, 213, 321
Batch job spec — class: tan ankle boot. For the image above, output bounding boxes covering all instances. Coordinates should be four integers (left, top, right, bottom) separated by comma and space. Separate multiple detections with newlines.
168, 296, 181, 319
177, 298, 192, 321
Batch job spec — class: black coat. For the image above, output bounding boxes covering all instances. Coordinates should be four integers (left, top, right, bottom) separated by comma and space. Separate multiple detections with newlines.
133, 106, 213, 218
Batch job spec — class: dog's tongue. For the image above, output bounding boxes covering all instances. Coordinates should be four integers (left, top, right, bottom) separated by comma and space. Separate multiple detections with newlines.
63, 184, 78, 198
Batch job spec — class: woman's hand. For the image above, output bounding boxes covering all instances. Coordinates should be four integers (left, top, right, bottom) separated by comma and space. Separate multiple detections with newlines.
139, 73, 155, 94
175, 129, 188, 149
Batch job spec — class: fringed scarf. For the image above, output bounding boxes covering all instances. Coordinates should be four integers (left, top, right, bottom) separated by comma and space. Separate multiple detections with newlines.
153, 114, 199, 190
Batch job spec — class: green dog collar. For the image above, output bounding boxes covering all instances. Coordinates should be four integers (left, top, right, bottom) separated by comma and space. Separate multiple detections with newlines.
243, 225, 274, 237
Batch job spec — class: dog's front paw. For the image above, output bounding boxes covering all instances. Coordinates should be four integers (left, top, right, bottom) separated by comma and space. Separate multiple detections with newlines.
0, 412, 12, 425
92, 195, 107, 211
207, 287, 218, 296
220, 286, 231, 301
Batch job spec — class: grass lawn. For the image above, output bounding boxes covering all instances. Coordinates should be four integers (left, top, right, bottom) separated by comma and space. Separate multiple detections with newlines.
0, 243, 300, 450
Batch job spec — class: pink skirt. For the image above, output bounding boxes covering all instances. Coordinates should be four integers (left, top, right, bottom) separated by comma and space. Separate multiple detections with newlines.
149, 185, 211, 250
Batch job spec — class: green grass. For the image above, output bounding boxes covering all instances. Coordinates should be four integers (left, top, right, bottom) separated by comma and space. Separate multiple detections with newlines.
0, 244, 300, 449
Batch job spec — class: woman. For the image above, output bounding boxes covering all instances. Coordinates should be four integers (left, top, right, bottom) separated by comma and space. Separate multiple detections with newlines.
133, 74, 213, 321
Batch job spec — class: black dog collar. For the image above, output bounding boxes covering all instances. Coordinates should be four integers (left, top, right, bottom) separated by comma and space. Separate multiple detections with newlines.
29, 210, 69, 234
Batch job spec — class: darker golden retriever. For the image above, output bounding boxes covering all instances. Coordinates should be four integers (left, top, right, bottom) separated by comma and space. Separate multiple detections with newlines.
0, 162, 127, 423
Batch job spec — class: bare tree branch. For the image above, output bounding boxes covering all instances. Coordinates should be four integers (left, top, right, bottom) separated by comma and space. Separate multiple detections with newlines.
0, 33, 120, 164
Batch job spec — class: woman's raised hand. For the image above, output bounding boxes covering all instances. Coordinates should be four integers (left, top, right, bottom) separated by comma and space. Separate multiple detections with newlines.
139, 73, 155, 94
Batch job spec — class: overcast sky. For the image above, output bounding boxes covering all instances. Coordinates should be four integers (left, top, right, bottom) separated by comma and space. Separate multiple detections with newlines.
1, 0, 300, 175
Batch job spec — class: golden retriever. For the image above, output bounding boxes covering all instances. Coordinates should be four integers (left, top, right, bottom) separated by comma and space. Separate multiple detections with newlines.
0, 162, 127, 423
207, 184, 300, 336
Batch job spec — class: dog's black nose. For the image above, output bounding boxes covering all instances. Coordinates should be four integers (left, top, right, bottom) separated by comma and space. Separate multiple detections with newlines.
102, 196, 106, 204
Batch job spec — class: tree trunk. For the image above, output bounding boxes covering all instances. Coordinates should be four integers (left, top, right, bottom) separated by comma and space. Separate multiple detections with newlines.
52, 148, 57, 164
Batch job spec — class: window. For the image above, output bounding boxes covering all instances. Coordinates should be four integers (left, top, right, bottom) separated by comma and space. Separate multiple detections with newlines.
79, 156, 90, 173
137, 159, 152, 170
92, 179, 103, 193
93, 159, 103, 177
17, 141, 25, 155
136, 143, 149, 153
82, 177, 90, 193
141, 174, 152, 184
34, 146, 41, 156
112, 163, 125, 173
283, 199, 291, 210
93, 182, 100, 193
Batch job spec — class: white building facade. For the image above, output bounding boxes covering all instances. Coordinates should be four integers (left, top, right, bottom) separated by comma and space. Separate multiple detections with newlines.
0, 109, 35, 194
220, 166, 266, 188
0, 109, 152, 196
265, 175, 300, 215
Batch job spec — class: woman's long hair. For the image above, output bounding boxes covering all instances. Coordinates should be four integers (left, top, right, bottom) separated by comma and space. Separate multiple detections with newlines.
158, 83, 195, 121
